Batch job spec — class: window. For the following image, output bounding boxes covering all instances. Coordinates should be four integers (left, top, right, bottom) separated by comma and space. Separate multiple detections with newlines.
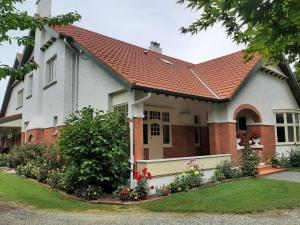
27, 74, 33, 97
163, 125, 170, 144
151, 123, 160, 136
52, 116, 58, 135
275, 112, 300, 144
162, 112, 170, 122
238, 117, 247, 131
150, 111, 160, 120
113, 104, 128, 119
17, 89, 24, 108
194, 127, 200, 145
194, 115, 200, 125
24, 122, 29, 131
144, 111, 148, 121
46, 55, 57, 85
143, 124, 148, 145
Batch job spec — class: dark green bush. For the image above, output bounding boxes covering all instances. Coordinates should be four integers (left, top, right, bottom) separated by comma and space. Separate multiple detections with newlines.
240, 143, 260, 176
215, 160, 242, 180
59, 107, 129, 192
289, 148, 300, 167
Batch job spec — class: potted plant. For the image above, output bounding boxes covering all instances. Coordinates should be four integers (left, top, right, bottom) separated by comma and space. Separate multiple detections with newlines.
250, 131, 261, 146
237, 131, 246, 148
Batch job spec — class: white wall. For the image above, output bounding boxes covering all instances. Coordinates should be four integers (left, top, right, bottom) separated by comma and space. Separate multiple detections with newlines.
5, 81, 24, 117
228, 70, 298, 125
142, 93, 214, 126
228, 69, 299, 154
77, 57, 126, 112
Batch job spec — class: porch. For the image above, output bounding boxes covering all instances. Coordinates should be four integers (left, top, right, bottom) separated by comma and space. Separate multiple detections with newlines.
0, 114, 22, 153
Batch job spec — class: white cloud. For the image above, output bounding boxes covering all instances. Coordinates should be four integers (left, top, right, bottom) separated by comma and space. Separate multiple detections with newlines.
0, 0, 241, 107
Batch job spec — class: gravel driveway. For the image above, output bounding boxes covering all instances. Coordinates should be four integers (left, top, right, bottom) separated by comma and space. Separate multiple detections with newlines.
1, 202, 300, 225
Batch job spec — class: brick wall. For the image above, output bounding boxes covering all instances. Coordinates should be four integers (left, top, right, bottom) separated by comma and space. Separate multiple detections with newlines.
21, 126, 63, 146
208, 123, 238, 160
163, 125, 209, 158
133, 118, 144, 162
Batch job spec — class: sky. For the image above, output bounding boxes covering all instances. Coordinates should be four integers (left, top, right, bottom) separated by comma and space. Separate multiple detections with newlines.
0, 0, 241, 107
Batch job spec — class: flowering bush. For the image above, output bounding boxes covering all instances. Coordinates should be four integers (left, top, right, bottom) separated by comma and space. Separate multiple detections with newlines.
74, 185, 103, 200
237, 131, 246, 139
113, 186, 138, 202
114, 168, 153, 202
0, 154, 8, 167
135, 168, 153, 200
240, 143, 260, 176
46, 168, 65, 189
169, 160, 204, 193
250, 131, 260, 140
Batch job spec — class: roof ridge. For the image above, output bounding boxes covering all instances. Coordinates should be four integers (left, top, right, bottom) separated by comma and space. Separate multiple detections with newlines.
62, 25, 194, 66
196, 50, 244, 65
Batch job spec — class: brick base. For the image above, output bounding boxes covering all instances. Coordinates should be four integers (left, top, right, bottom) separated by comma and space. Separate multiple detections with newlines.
21, 126, 63, 146
248, 125, 276, 162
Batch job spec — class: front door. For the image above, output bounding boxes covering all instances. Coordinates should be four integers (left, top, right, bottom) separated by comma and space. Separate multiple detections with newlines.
148, 122, 163, 159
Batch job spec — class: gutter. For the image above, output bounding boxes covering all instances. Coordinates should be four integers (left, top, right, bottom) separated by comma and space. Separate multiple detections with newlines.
129, 91, 152, 189
64, 38, 80, 111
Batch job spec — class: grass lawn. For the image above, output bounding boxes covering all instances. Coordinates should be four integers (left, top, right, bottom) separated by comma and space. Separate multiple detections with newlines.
0, 172, 115, 212
142, 178, 300, 214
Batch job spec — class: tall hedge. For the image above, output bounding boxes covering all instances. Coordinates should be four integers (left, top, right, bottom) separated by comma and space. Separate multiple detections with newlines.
59, 107, 129, 192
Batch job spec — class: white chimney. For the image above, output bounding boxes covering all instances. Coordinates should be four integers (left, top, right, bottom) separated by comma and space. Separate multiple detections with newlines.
149, 41, 162, 54
36, 0, 52, 17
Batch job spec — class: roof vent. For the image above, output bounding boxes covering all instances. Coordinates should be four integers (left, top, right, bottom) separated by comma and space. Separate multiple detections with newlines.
149, 41, 162, 54
160, 58, 173, 66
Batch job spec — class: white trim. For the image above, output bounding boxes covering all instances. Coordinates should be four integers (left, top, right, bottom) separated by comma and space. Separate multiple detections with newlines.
189, 69, 220, 99
136, 154, 231, 163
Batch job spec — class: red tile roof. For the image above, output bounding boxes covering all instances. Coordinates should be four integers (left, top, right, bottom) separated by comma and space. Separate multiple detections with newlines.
54, 25, 261, 101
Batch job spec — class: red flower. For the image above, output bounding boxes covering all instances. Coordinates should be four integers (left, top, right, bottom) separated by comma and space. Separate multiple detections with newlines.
150, 185, 155, 190
147, 172, 153, 179
142, 168, 148, 175
136, 175, 142, 181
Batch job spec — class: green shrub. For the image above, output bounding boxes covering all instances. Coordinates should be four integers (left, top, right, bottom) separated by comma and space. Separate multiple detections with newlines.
74, 185, 103, 200
268, 156, 281, 168
6, 144, 46, 168
214, 170, 225, 181
59, 107, 129, 192
240, 143, 260, 176
0, 154, 8, 167
289, 148, 300, 167
214, 160, 242, 180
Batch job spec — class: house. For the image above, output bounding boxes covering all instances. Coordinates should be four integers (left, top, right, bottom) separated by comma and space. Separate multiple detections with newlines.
1, 0, 299, 185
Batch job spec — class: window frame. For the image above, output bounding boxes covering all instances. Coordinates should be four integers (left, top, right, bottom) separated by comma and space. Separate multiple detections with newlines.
275, 111, 300, 145
143, 108, 172, 148
27, 74, 33, 98
45, 54, 57, 87
16, 89, 24, 109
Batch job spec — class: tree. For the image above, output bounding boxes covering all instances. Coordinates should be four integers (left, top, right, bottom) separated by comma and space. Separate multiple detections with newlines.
0, 0, 81, 80
178, 0, 300, 80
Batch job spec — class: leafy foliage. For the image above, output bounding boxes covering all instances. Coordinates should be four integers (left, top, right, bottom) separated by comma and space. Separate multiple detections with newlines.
0, 0, 81, 80
178, 0, 300, 75
59, 107, 130, 192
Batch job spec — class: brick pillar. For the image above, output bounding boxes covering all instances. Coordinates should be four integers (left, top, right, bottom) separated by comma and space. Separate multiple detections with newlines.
248, 125, 276, 162
133, 118, 144, 162
208, 123, 238, 160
